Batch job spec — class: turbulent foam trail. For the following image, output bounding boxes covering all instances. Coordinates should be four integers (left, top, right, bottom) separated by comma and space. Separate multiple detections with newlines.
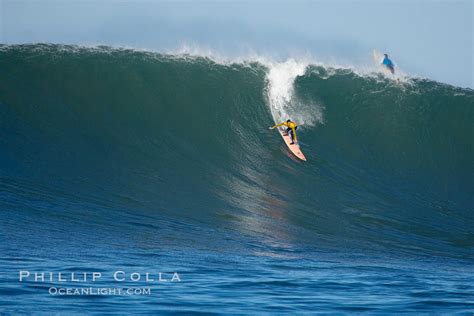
266, 59, 307, 122
265, 59, 323, 127
0, 44, 473, 259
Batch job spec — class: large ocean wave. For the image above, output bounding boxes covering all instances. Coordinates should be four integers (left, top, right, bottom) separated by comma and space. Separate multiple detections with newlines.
1, 44, 473, 260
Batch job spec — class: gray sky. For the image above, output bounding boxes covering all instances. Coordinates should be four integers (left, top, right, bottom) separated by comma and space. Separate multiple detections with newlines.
1, 0, 472, 88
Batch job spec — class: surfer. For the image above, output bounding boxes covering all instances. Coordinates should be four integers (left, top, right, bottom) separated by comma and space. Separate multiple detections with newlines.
382, 54, 395, 74
269, 120, 298, 144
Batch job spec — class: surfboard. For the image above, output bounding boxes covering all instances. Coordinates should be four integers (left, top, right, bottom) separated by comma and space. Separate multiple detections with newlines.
278, 127, 307, 161
372, 49, 384, 65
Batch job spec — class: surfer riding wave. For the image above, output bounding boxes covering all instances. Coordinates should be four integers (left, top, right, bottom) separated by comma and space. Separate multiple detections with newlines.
382, 54, 395, 74
270, 119, 298, 144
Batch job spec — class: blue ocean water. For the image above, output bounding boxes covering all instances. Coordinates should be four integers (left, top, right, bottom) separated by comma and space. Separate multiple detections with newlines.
0, 44, 473, 313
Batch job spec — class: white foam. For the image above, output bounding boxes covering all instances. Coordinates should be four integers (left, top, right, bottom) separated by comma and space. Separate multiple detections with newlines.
166, 45, 325, 128
265, 59, 323, 127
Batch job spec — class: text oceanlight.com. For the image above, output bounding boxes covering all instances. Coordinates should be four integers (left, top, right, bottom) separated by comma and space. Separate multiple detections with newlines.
49, 287, 152, 296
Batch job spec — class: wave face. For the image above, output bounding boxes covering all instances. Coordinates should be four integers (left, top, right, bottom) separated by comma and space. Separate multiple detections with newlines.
0, 44, 473, 312
1, 44, 473, 256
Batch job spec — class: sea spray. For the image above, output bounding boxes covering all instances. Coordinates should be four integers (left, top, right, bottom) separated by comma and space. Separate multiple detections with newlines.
265, 59, 323, 127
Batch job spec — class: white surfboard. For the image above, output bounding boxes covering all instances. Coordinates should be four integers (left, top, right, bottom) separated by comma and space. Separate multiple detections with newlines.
372, 49, 384, 65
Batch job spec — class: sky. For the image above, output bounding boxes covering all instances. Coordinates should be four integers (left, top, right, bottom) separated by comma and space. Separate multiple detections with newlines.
0, 0, 472, 88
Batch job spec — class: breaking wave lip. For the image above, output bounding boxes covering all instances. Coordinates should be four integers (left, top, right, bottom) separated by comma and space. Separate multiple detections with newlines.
4, 42, 471, 92
168, 43, 419, 83
0, 42, 439, 89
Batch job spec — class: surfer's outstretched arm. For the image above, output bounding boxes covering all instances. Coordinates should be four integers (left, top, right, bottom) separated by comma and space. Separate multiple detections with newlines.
269, 122, 285, 129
